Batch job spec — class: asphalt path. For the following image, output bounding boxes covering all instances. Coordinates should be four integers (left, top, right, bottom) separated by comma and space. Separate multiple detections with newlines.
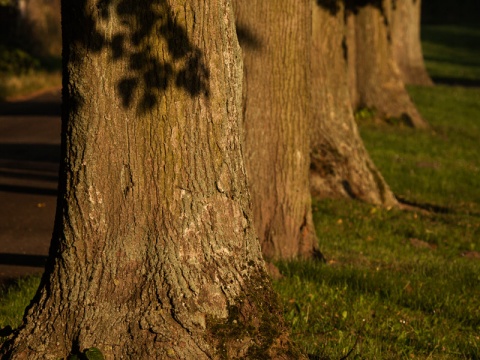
0, 88, 61, 285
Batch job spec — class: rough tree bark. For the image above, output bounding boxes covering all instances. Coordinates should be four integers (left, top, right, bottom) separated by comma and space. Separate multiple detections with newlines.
390, 0, 433, 86
0, 1, 300, 359
311, 1, 397, 207
346, 0, 429, 129
233, 0, 320, 260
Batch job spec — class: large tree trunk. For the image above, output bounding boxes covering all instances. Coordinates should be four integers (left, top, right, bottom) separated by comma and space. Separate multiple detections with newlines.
390, 0, 433, 86
310, 2, 397, 207
346, 0, 429, 129
233, 0, 319, 260
1, 1, 300, 359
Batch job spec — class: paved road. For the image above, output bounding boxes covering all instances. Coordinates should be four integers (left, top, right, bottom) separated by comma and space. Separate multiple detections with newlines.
0, 88, 61, 284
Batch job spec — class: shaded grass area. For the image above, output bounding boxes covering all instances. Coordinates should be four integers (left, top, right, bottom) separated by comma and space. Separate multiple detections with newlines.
422, 25, 480, 85
422, 0, 480, 26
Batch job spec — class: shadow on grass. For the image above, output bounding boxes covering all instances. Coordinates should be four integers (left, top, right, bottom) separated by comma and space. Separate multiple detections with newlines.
396, 196, 480, 219
422, 26, 480, 83
422, 26, 480, 51
431, 76, 480, 88
396, 195, 451, 214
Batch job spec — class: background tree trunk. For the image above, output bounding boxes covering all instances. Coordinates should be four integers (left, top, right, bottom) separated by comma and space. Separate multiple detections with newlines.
346, 7, 359, 114
346, 0, 429, 129
233, 1, 319, 260
1, 1, 299, 359
390, 0, 433, 86
17, 0, 61, 57
311, 1, 397, 207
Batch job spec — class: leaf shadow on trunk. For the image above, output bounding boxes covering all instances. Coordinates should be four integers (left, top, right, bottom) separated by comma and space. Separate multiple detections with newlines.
64, 0, 210, 115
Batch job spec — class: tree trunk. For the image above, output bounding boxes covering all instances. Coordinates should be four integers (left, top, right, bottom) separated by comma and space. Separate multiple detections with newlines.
1, 1, 300, 359
233, 0, 319, 260
390, 0, 433, 86
346, 0, 429, 129
311, 2, 397, 207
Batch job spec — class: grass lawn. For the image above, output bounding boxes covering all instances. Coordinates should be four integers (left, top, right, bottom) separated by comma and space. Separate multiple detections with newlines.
1, 26, 480, 359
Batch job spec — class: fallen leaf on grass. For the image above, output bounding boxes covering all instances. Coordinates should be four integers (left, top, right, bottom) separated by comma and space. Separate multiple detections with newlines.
403, 282, 414, 294
461, 251, 480, 259
415, 161, 440, 169
409, 238, 437, 250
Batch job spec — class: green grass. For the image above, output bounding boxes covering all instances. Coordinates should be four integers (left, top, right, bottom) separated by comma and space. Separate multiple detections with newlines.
1, 24, 480, 360
0, 277, 39, 341
359, 85, 480, 213
275, 199, 480, 359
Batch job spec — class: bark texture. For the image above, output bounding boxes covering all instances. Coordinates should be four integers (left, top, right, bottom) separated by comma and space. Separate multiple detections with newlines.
391, 0, 433, 86
233, 0, 319, 260
311, 2, 397, 207
346, 0, 429, 129
1, 1, 300, 359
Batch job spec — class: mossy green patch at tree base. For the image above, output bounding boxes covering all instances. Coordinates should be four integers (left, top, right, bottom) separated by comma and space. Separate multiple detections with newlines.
206, 268, 303, 359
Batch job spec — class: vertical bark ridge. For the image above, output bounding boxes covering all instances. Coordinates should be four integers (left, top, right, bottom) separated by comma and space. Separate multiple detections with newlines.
391, 0, 433, 86
234, 0, 319, 260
